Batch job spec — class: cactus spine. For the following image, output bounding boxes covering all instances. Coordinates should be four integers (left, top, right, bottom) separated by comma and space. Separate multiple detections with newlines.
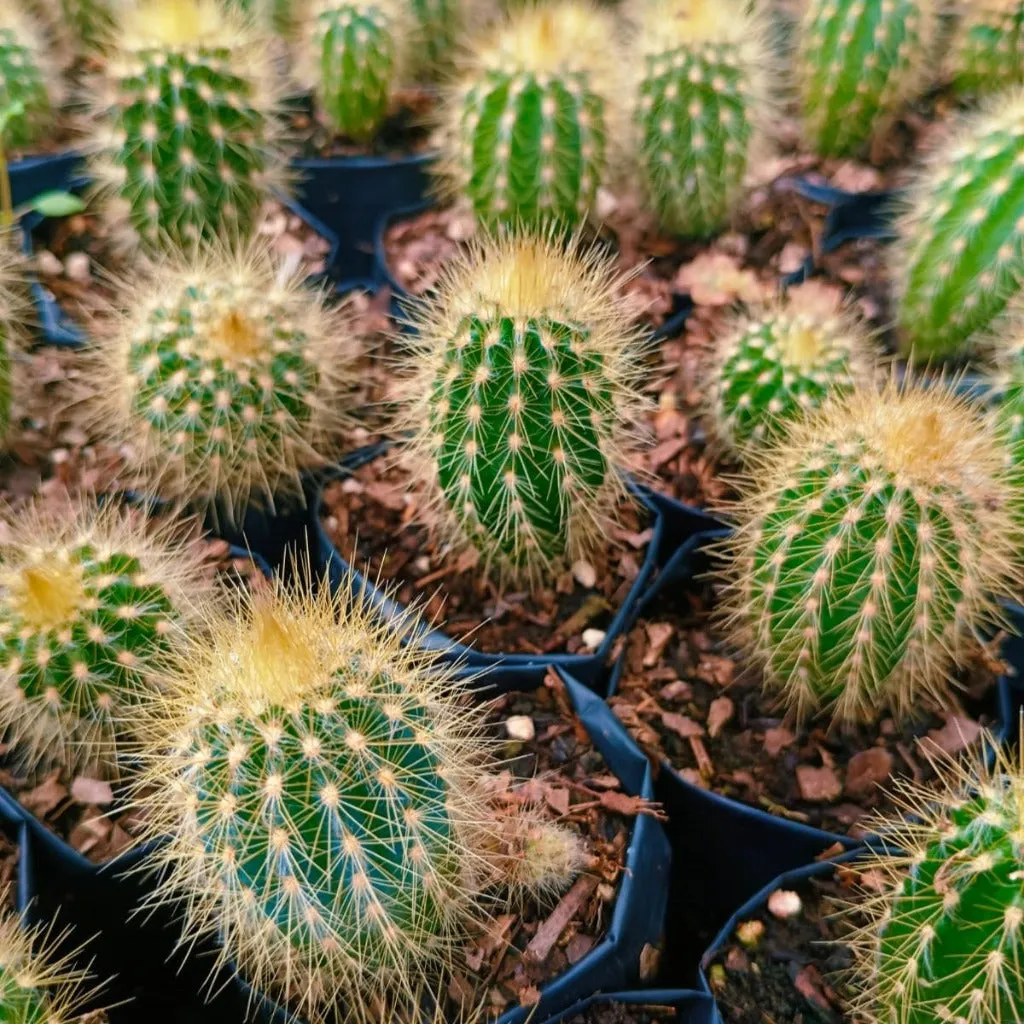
951, 0, 1024, 95
705, 295, 880, 457
720, 377, 1022, 726
60, 0, 116, 53
0, 240, 26, 440
796, 0, 937, 156
845, 741, 1024, 1024
133, 581, 584, 1021
0, 8, 58, 151
438, 1, 617, 229
893, 90, 1024, 363
85, 240, 357, 525
86, 0, 287, 250
399, 231, 648, 582
630, 0, 772, 238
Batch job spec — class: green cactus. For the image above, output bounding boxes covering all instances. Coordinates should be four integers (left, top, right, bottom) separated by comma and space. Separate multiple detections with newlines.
409, 0, 462, 73
705, 296, 880, 457
0, 9, 57, 152
630, 0, 772, 237
306, 0, 400, 142
845, 740, 1024, 1024
87, 0, 287, 250
59, 0, 115, 52
0, 241, 25, 438
951, 0, 1024, 94
0, 499, 212, 779
893, 91, 1024, 363
720, 377, 1022, 726
438, 1, 616, 230
133, 581, 585, 1021
399, 231, 648, 582
796, 0, 937, 157
86, 240, 357, 525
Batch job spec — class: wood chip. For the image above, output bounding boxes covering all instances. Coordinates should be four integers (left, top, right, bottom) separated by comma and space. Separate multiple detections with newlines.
796, 764, 842, 803
660, 711, 704, 738
707, 696, 734, 738
523, 875, 599, 965
844, 747, 893, 798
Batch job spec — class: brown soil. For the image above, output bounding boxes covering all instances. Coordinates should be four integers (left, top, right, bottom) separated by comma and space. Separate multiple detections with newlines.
317, 452, 654, 656
564, 1000, 681, 1024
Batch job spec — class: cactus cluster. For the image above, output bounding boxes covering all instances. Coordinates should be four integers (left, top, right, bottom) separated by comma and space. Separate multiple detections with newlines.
437, 1, 617, 230
720, 377, 1021, 726
134, 581, 584, 1021
893, 90, 1024, 363
0, 7, 58, 151
629, 0, 772, 238
951, 0, 1024, 95
796, 0, 937, 157
86, 0, 287, 250
399, 231, 648, 582
0, 499, 211, 778
704, 295, 880, 458
85, 241, 357, 525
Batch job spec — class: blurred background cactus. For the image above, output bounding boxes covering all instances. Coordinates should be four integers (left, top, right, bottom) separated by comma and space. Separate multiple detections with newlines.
0, 7, 58, 153
399, 230, 648, 583
796, 0, 937, 156
720, 378, 1021, 726
408, 0, 464, 74
629, 0, 773, 237
893, 90, 1024, 363
950, 0, 1023, 94
59, 0, 115, 53
437, 1, 617, 230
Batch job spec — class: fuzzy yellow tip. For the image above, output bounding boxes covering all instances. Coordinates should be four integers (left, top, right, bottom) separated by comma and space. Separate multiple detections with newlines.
11, 561, 86, 631
779, 323, 825, 368
522, 821, 587, 890
123, 0, 231, 47
210, 308, 262, 361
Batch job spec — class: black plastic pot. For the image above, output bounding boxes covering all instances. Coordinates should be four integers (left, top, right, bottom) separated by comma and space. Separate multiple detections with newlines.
9, 150, 83, 209
546, 989, 715, 1024
312, 443, 721, 693
292, 152, 435, 282
232, 668, 673, 1024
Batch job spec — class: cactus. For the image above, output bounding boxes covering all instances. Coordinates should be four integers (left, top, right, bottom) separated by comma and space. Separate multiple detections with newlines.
303, 0, 402, 142
437, 1, 617, 230
845, 739, 1024, 1024
86, 0, 288, 250
409, 0, 462, 73
704, 295, 881, 457
629, 0, 773, 238
133, 580, 585, 1020
84, 240, 357, 526
398, 230, 648, 583
58, 0, 115, 53
0, 239, 26, 438
719, 377, 1022, 726
951, 0, 1024, 95
893, 90, 1024, 363
796, 0, 937, 157
0, 8, 58, 152
0, 499, 212, 779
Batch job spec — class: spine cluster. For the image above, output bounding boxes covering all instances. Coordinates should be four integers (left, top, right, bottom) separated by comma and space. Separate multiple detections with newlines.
950, 0, 1024, 95
0, 8, 57, 150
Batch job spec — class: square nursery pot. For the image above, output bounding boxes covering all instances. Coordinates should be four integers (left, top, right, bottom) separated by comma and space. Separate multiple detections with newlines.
311, 442, 726, 693
292, 151, 435, 283
9, 150, 83, 209
544, 990, 716, 1024
220, 669, 673, 1024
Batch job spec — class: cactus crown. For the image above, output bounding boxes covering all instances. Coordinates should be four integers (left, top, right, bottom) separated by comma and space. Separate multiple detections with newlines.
951, 0, 1024, 94
719, 376, 1022, 726
704, 293, 881, 457
84, 239, 357, 526
133, 578, 584, 1021
893, 88, 1024, 363
437, 0, 618, 229
86, 0, 289, 250
398, 229, 649, 584
0, 6, 60, 151
843, 738, 1024, 1024
629, 0, 774, 237
0, 498, 212, 778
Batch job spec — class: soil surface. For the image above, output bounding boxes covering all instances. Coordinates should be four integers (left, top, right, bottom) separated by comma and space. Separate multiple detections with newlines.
564, 1000, 681, 1024
317, 452, 655, 656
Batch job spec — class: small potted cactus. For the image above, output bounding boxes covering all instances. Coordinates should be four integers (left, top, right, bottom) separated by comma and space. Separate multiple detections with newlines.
949, 0, 1024, 95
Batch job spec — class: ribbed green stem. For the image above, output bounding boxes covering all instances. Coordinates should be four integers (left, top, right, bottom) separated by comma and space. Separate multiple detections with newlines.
0, 27, 51, 150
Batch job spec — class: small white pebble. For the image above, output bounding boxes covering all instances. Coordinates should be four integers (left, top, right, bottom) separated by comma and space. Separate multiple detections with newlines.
595, 188, 619, 220
413, 556, 430, 573
36, 250, 62, 276
572, 559, 597, 589
581, 628, 606, 649
737, 919, 765, 947
446, 211, 477, 241
767, 889, 802, 919
505, 715, 535, 742
64, 252, 91, 283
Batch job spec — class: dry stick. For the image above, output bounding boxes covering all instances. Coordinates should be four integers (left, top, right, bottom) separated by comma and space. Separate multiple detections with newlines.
523, 875, 599, 965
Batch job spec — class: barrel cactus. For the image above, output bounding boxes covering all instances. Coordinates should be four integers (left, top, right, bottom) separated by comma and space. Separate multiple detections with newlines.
720, 377, 1021, 726
437, 1, 617, 230
630, 0, 773, 237
705, 296, 880, 457
133, 581, 585, 1020
398, 231, 648, 583
59, 0, 115, 53
950, 0, 1024, 94
0, 499, 211, 779
0, 7, 58, 151
85, 240, 356, 526
796, 0, 937, 157
893, 90, 1024, 363
846, 740, 1024, 1024
86, 0, 287, 250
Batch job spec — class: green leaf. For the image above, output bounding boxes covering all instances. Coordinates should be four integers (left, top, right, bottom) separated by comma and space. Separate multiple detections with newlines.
0, 101, 25, 138
27, 192, 86, 218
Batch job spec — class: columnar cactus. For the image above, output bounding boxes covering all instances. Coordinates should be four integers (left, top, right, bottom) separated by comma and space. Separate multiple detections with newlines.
303, 0, 403, 142
0, 8, 58, 151
85, 240, 357, 525
629, 0, 773, 238
720, 378, 1021, 725
0, 500, 212, 778
0, 240, 25, 439
59, 0, 115, 53
893, 90, 1024, 363
409, 0, 462, 73
437, 1, 617, 230
704, 295, 880, 457
399, 231, 648, 582
134, 581, 584, 1021
845, 741, 1024, 1024
86, 0, 288, 250
951, 0, 1024, 95
796, 0, 937, 157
